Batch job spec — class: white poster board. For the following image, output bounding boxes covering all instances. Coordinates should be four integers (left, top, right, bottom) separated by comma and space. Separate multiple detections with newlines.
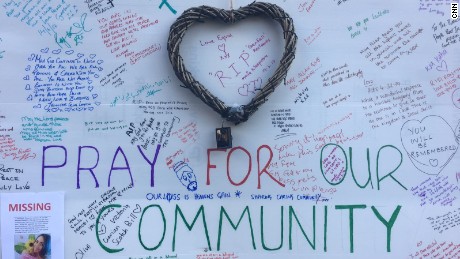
0, 0, 460, 258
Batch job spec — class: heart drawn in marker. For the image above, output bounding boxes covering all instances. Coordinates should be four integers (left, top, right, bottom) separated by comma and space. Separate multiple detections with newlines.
436, 60, 448, 72
167, 2, 297, 124
133, 204, 142, 213
98, 224, 106, 235
400, 115, 458, 175
429, 159, 439, 167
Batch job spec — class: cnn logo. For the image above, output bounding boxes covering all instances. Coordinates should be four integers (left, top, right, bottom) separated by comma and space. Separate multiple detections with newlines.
453, 3, 458, 19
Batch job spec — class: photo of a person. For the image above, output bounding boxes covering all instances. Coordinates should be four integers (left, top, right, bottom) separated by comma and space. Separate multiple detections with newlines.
15, 234, 51, 259
216, 127, 232, 149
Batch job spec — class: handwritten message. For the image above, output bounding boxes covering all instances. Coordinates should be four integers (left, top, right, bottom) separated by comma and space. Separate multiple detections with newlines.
430, 67, 460, 98
0, 164, 25, 191
20, 116, 69, 142
321, 144, 347, 185
86, 0, 115, 15
410, 175, 459, 206
321, 63, 363, 87
24, 49, 103, 112
271, 113, 368, 195
171, 121, 199, 145
196, 252, 239, 259
126, 117, 176, 149
360, 21, 423, 69
285, 57, 320, 106
425, 49, 448, 72
427, 207, 460, 234
285, 57, 320, 93
361, 81, 432, 129
96, 203, 142, 252
85, 119, 127, 133
270, 108, 303, 135
320, 62, 361, 109
67, 185, 136, 257
98, 10, 160, 64
109, 79, 168, 107
401, 115, 458, 175
0, 136, 36, 161
203, 31, 277, 99
54, 13, 92, 48
140, 101, 190, 115
432, 18, 460, 48
297, 0, 317, 13
322, 93, 352, 109
2, 0, 82, 48
67, 184, 134, 236
347, 9, 389, 39
303, 26, 321, 46
100, 62, 127, 88
418, 0, 457, 16
409, 240, 460, 259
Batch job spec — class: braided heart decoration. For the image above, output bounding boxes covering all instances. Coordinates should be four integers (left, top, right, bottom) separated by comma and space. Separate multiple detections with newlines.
167, 2, 297, 124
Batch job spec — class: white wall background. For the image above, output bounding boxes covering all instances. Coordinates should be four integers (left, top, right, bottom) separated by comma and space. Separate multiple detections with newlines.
1, 0, 460, 258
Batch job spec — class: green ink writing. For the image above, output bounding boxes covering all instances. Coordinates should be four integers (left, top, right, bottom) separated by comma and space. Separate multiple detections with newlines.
320, 144, 407, 190
371, 205, 402, 252
335, 204, 367, 253
93, 204, 402, 254
324, 206, 328, 252
139, 204, 166, 250
173, 205, 211, 251
289, 205, 315, 250
260, 206, 284, 250
218, 206, 255, 250
376, 145, 407, 190
350, 147, 374, 189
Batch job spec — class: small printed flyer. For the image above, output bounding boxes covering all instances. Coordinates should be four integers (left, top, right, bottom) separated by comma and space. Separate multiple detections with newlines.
1, 192, 64, 259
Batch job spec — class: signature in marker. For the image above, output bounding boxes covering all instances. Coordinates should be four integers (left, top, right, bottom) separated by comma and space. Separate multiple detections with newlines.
54, 13, 92, 48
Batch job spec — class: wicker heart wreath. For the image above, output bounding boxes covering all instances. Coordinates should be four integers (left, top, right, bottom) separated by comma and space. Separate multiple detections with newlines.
167, 2, 297, 124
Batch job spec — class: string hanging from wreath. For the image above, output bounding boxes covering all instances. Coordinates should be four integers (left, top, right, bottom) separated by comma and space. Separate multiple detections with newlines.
167, 1, 297, 125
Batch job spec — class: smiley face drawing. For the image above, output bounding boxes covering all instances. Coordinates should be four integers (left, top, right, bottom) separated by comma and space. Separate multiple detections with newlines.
173, 161, 198, 191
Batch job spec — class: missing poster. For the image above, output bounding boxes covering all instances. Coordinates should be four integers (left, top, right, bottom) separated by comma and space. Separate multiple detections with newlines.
1, 192, 64, 259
